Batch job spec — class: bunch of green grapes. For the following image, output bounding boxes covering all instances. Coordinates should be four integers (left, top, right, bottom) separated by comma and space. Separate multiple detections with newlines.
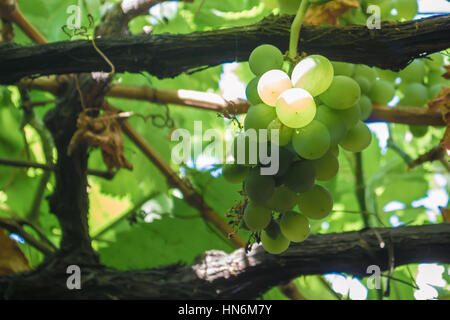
396, 54, 449, 137
332, 50, 448, 138
222, 44, 376, 255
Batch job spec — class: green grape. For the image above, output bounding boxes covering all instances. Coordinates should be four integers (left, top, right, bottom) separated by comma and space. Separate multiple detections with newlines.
282, 160, 316, 193
246, 77, 263, 105
354, 75, 371, 95
231, 134, 257, 165
331, 61, 354, 77
249, 44, 284, 76
353, 65, 378, 85
276, 88, 316, 128
292, 120, 331, 159
319, 76, 361, 110
243, 201, 272, 231
393, 0, 418, 20
425, 53, 444, 71
277, 0, 301, 14
399, 59, 425, 83
265, 186, 297, 212
409, 125, 428, 138
339, 121, 372, 152
245, 168, 276, 204
333, 102, 361, 129
239, 219, 250, 231
258, 69, 292, 106
402, 82, 428, 107
291, 55, 334, 96
273, 146, 296, 177
312, 151, 339, 181
369, 79, 395, 104
298, 185, 333, 220
315, 105, 347, 146
244, 103, 277, 131
359, 95, 373, 121
429, 84, 443, 100
329, 144, 339, 157
261, 220, 290, 254
222, 164, 249, 184
376, 68, 398, 82
267, 118, 294, 146
428, 68, 449, 86
280, 211, 310, 242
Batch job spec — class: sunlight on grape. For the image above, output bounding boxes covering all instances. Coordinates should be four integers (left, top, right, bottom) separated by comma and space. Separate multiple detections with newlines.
292, 59, 317, 84
414, 264, 446, 300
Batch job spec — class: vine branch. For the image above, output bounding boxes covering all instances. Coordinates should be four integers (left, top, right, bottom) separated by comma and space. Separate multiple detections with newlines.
19, 79, 447, 126
0, 15, 449, 84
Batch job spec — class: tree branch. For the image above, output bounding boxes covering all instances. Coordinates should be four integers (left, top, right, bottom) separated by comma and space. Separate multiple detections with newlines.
0, 223, 448, 299
0, 15, 449, 84
368, 104, 445, 126
0, 0, 47, 44
19, 79, 446, 126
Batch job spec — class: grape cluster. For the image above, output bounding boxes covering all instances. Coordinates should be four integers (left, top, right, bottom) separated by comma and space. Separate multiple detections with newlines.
223, 44, 375, 254
333, 52, 448, 138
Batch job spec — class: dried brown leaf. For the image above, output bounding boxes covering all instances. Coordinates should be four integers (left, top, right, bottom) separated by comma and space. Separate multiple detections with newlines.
304, 0, 359, 26
428, 86, 450, 114
427, 86, 450, 151
68, 110, 133, 171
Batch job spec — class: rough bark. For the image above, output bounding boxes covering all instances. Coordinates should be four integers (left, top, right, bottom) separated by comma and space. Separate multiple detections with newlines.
43, 75, 104, 261
0, 15, 449, 84
0, 224, 449, 300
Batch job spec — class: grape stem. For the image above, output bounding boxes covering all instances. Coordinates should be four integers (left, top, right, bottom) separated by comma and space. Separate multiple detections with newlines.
288, 0, 310, 61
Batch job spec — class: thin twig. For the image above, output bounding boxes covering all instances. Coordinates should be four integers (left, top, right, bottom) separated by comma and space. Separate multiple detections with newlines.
0, 157, 116, 179
0, 217, 55, 256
